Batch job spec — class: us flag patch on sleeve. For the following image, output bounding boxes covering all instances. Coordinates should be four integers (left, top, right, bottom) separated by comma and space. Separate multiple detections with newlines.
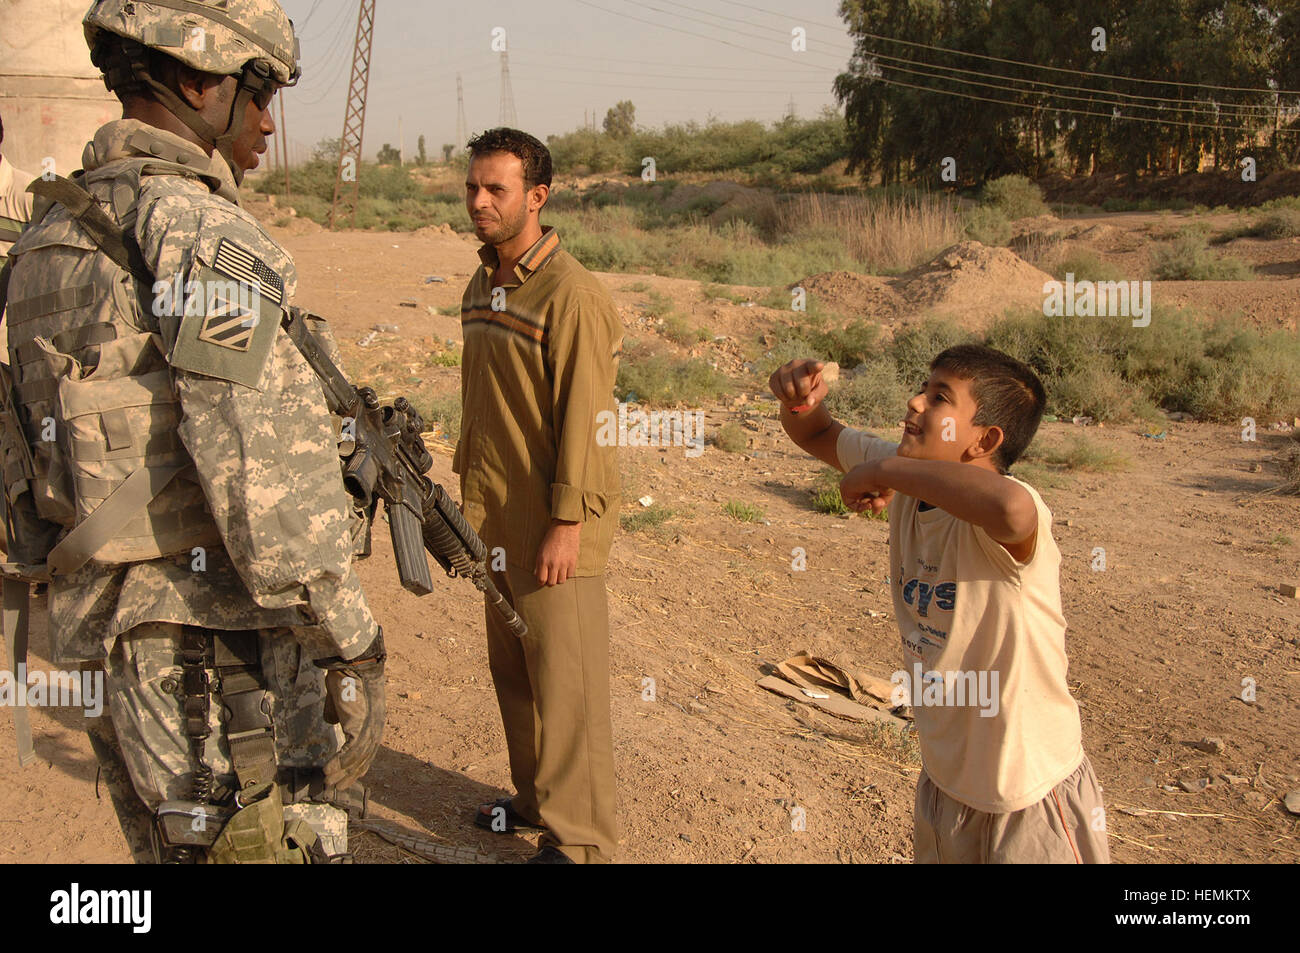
212, 237, 285, 306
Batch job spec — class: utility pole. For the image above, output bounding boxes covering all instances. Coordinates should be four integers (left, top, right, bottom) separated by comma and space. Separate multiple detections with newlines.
456, 73, 467, 153
498, 50, 516, 127
398, 114, 404, 165
329, 0, 376, 229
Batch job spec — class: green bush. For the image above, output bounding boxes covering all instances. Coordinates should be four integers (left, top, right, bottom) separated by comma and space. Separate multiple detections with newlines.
723, 500, 764, 522
616, 354, 730, 406
715, 421, 748, 453
421, 394, 462, 440
620, 503, 678, 533
981, 175, 1048, 219
1151, 234, 1254, 280
889, 318, 974, 391
1042, 436, 1131, 472
1053, 249, 1127, 283
964, 205, 1012, 245
810, 467, 849, 514
824, 359, 910, 428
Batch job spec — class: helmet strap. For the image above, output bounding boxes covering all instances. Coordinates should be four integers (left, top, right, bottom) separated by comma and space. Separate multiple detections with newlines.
116, 40, 273, 186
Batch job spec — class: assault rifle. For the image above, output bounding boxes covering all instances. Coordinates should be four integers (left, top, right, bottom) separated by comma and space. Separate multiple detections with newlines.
282, 306, 526, 637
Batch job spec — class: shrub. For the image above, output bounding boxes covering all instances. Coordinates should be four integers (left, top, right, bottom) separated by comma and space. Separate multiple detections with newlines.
715, 421, 747, 453
1042, 436, 1130, 472
620, 503, 678, 533
823, 359, 910, 429
810, 467, 849, 515
981, 175, 1048, 219
421, 394, 462, 440
890, 318, 974, 391
616, 354, 730, 406
723, 500, 764, 522
1151, 234, 1254, 280
964, 205, 1012, 245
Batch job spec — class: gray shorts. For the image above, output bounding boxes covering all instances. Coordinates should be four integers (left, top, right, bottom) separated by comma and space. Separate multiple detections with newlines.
914, 754, 1110, 863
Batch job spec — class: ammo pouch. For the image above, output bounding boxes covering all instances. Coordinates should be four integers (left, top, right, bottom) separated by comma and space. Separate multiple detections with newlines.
18, 331, 220, 572
155, 798, 329, 864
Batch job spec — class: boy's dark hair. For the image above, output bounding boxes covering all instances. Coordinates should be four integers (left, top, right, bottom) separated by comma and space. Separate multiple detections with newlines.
466, 127, 552, 192
930, 344, 1046, 472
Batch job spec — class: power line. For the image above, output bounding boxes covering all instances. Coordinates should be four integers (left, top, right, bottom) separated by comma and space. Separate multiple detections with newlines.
574, 0, 1291, 134
651, 0, 1291, 112
871, 72, 1297, 136
714, 0, 1300, 96
859, 52, 1281, 122
298, 0, 325, 32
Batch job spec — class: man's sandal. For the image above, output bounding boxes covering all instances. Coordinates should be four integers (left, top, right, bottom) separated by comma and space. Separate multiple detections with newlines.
474, 797, 546, 833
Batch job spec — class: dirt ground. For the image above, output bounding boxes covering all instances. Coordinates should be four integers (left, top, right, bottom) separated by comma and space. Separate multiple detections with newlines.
1, 197, 1298, 864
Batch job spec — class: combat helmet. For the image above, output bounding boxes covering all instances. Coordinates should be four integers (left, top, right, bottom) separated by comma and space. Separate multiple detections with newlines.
83, 0, 301, 183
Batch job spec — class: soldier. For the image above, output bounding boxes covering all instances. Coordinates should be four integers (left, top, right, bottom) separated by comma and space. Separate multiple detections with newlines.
0, 0, 385, 862
0, 110, 37, 257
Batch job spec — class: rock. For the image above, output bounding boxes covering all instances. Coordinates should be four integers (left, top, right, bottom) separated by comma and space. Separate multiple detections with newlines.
1219, 774, 1250, 785
398, 300, 418, 308
372, 323, 400, 332
1285, 792, 1300, 815
1191, 737, 1225, 754
688, 700, 708, 714
1177, 777, 1211, 793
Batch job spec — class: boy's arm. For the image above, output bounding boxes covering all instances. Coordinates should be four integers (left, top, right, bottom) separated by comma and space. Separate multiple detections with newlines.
843, 456, 1037, 547
770, 359, 845, 470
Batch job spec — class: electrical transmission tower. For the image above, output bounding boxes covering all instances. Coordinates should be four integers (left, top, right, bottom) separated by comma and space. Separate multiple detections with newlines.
329, 0, 376, 229
456, 73, 467, 153
498, 51, 516, 127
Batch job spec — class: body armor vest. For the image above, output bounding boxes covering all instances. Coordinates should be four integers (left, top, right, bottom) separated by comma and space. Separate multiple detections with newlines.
2, 161, 221, 572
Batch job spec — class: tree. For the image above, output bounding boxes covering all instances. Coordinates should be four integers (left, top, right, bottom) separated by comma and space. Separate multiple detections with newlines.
442, 143, 455, 162
603, 100, 636, 138
312, 137, 341, 162
377, 143, 401, 164
417, 134, 427, 165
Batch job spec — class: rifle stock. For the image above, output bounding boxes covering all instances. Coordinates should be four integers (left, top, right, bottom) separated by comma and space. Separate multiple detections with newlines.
282, 307, 527, 638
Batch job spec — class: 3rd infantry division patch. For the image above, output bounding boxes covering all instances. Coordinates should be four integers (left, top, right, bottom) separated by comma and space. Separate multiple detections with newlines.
196, 298, 257, 352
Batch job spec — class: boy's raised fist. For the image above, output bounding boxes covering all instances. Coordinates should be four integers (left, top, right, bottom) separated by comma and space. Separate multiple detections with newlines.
770, 359, 839, 413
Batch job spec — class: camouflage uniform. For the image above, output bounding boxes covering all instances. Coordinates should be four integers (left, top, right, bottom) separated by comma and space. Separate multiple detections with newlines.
1, 0, 375, 861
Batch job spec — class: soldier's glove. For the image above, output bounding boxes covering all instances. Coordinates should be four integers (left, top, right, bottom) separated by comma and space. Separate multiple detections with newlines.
314, 629, 387, 792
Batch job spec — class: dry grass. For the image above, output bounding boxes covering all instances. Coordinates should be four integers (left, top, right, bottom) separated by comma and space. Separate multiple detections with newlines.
777, 192, 964, 274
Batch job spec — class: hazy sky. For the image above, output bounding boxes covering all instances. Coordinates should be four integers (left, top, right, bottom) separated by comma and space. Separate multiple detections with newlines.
276, 0, 854, 162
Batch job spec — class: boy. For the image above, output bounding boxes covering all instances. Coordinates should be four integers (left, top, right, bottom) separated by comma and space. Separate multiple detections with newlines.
770, 346, 1108, 864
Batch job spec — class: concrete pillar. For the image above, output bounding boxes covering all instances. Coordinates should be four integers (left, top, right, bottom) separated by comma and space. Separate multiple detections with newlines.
0, 0, 119, 180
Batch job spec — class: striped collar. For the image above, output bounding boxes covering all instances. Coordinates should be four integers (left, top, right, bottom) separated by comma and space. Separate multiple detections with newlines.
476, 225, 562, 285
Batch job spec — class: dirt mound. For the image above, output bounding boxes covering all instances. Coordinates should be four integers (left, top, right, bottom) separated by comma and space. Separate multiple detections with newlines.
897, 241, 1053, 323
413, 222, 459, 238
662, 180, 777, 227
796, 271, 906, 323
